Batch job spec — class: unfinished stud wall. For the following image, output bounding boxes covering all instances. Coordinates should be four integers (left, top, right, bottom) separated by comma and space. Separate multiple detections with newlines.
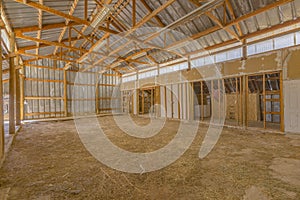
24, 60, 64, 119
67, 70, 96, 115
96, 71, 121, 114
22, 59, 121, 119
121, 47, 300, 132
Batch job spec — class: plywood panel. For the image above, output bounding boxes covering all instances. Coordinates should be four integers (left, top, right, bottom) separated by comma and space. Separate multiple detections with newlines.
247, 93, 260, 122
284, 80, 300, 133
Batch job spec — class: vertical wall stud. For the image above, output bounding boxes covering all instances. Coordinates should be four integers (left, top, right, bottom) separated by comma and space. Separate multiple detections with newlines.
235, 77, 239, 125
280, 71, 284, 132
263, 74, 266, 129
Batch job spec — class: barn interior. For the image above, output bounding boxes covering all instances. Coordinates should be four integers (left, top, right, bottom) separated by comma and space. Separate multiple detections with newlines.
0, 0, 300, 199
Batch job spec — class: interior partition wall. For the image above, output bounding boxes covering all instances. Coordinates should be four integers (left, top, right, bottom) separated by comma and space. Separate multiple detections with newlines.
121, 71, 284, 132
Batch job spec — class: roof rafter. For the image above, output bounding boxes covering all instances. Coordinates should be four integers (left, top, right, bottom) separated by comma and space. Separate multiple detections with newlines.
81, 0, 176, 72
205, 10, 240, 41
17, 36, 87, 52
166, 0, 293, 50
225, 0, 243, 36
13, 0, 118, 34
14, 22, 80, 33
16, 33, 87, 53
53, 0, 80, 56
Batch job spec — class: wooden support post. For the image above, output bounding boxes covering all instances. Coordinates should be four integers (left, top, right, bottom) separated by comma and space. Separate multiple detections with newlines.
190, 82, 194, 120
150, 89, 153, 114
245, 76, 248, 127
263, 74, 266, 129
218, 79, 221, 123
201, 81, 204, 121
239, 77, 242, 125
235, 77, 239, 125
211, 80, 214, 121
95, 75, 99, 114
171, 85, 174, 119
136, 89, 139, 115
9, 33, 15, 135
15, 68, 21, 125
280, 72, 284, 132
20, 70, 24, 121
241, 75, 247, 128
222, 79, 225, 123
142, 90, 144, 114
178, 84, 181, 120
63, 70, 68, 117
0, 27, 4, 159
164, 86, 167, 118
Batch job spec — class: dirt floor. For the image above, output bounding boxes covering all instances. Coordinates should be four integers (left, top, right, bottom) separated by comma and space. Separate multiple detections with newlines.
0, 115, 299, 200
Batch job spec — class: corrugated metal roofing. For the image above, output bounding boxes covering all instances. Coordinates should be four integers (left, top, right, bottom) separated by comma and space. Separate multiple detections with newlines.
1, 0, 300, 73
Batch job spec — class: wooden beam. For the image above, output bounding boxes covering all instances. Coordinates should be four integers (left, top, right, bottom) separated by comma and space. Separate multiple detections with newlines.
84, 0, 88, 20
135, 0, 175, 29
80, 0, 175, 72
280, 72, 284, 132
14, 22, 80, 33
225, 0, 243, 36
241, 17, 300, 40
201, 81, 204, 121
19, 52, 79, 63
13, 0, 118, 34
95, 74, 99, 114
9, 33, 15, 134
20, 72, 24, 121
16, 33, 87, 53
25, 96, 64, 100
18, 36, 85, 52
0, 27, 4, 159
206, 11, 240, 41
71, 27, 94, 44
235, 77, 239, 125
226, 0, 293, 28
64, 70, 68, 116
15, 68, 21, 125
242, 75, 247, 128
14, 0, 89, 25
263, 74, 266, 129
132, 0, 136, 27
53, 0, 80, 56
140, 0, 165, 27
167, 0, 293, 54
166, 26, 221, 50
